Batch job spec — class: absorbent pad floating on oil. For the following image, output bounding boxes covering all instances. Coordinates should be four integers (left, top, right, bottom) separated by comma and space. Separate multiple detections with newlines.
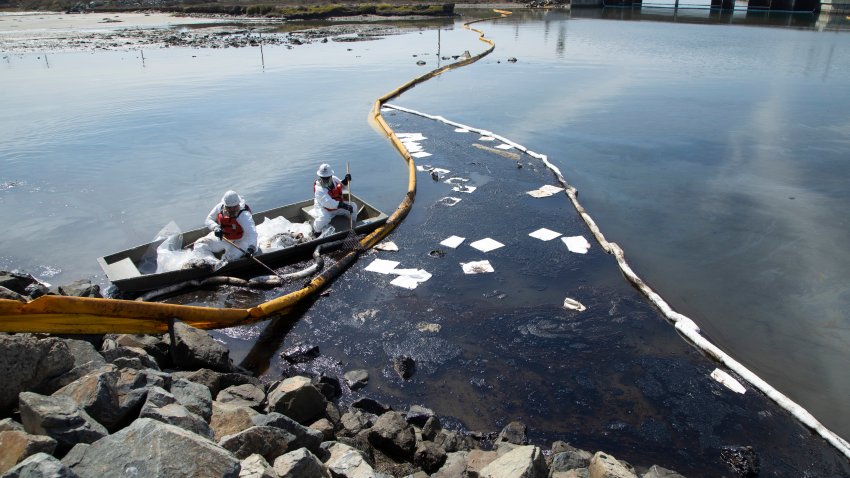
389, 269, 431, 290
411, 151, 432, 158
452, 185, 477, 193
396, 133, 426, 141
364, 258, 400, 274
470, 238, 504, 253
496, 144, 514, 150
527, 185, 564, 198
461, 260, 494, 274
711, 368, 746, 394
438, 197, 462, 207
563, 298, 586, 311
562, 236, 591, 254
529, 228, 562, 241
440, 235, 465, 248
374, 241, 398, 252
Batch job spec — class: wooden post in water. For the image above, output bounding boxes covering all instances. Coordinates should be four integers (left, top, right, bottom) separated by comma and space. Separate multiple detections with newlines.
259, 32, 265, 70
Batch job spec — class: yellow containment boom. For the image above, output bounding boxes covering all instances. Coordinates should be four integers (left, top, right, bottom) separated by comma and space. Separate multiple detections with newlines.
0, 10, 510, 336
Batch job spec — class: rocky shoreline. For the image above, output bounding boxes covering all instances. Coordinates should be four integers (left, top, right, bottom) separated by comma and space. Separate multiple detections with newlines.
0, 270, 692, 478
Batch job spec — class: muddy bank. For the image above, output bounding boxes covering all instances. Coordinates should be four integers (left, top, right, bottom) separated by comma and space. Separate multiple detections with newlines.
0, 11, 437, 52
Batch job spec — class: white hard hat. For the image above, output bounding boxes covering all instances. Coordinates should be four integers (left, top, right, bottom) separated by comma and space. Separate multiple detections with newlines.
222, 190, 240, 207
316, 163, 334, 177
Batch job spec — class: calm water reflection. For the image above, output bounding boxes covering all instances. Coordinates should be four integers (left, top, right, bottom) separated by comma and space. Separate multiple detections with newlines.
2, 5, 850, 451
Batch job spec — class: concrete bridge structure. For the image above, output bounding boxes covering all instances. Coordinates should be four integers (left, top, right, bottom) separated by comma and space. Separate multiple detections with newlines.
571, 0, 847, 13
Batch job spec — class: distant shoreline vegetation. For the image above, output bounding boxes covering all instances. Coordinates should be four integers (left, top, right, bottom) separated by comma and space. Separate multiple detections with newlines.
0, 0, 458, 19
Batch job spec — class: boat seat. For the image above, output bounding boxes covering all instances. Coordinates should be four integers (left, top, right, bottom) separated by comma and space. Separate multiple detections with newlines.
108, 257, 141, 281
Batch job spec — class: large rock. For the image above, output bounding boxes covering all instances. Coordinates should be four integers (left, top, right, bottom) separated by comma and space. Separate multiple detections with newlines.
0, 418, 25, 433
113, 367, 170, 423
496, 421, 529, 446
240, 453, 278, 478
340, 410, 377, 437
2, 452, 80, 478
479, 445, 548, 478
171, 378, 213, 421
551, 447, 593, 473
140, 387, 213, 439
18, 392, 108, 454
0, 334, 74, 414
272, 448, 329, 478
107, 334, 171, 369
643, 465, 686, 478
587, 452, 637, 478
266, 376, 327, 425
431, 450, 469, 478
173, 368, 261, 397
101, 346, 160, 371
45, 339, 108, 389
53, 366, 122, 432
210, 401, 260, 441
56, 279, 102, 298
0, 272, 40, 295
217, 384, 265, 410
68, 418, 239, 477
319, 441, 377, 478
54, 365, 167, 432
252, 412, 323, 452
0, 430, 58, 475
467, 449, 498, 476
367, 411, 416, 460
168, 322, 233, 372
218, 426, 295, 461
414, 440, 447, 474
0, 286, 27, 302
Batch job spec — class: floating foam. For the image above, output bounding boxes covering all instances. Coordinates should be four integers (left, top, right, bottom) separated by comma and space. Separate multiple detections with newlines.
438, 197, 462, 207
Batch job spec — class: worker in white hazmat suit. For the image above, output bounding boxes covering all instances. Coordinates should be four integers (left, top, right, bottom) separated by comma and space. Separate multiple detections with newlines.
193, 190, 259, 262
312, 163, 358, 235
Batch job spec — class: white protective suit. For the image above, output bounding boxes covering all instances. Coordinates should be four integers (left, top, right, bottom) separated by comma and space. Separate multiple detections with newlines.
313, 176, 359, 233
193, 195, 258, 262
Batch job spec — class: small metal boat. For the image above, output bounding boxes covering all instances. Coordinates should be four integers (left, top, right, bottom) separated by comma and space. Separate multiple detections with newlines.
97, 194, 388, 293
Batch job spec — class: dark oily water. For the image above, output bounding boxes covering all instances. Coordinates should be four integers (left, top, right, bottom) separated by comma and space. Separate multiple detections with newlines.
397, 8, 850, 448
214, 111, 849, 475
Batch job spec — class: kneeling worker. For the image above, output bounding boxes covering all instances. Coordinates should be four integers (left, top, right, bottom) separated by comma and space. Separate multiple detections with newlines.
194, 190, 258, 262
313, 163, 358, 235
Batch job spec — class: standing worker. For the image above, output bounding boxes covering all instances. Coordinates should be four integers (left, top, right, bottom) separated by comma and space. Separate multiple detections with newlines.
313, 163, 358, 235
194, 190, 258, 262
